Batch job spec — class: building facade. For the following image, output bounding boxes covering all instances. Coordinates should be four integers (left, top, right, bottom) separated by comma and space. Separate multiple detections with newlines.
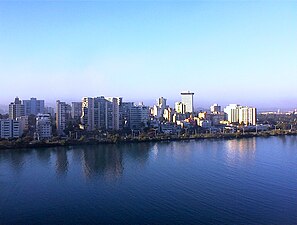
56, 100, 68, 135
224, 104, 257, 125
23, 98, 45, 116
239, 107, 257, 125
36, 114, 52, 140
9, 97, 25, 120
0, 119, 20, 139
175, 102, 186, 114
210, 104, 221, 114
181, 91, 194, 113
71, 102, 82, 121
130, 104, 150, 129
81, 96, 122, 131
224, 104, 240, 123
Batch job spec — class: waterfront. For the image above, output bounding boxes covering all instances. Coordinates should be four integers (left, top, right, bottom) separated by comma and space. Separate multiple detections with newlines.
0, 136, 296, 224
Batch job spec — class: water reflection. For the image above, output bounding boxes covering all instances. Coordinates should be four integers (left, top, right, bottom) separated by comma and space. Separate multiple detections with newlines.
82, 145, 124, 180
225, 138, 256, 165
55, 148, 69, 176
123, 143, 151, 166
35, 148, 51, 165
0, 150, 29, 174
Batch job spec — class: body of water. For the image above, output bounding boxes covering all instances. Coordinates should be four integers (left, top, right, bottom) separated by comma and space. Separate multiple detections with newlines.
0, 136, 296, 224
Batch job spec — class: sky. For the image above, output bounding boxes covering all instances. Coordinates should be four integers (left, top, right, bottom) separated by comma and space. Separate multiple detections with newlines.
0, 0, 296, 109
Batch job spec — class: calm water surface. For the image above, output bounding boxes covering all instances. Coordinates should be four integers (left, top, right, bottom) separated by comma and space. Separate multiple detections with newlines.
0, 136, 296, 224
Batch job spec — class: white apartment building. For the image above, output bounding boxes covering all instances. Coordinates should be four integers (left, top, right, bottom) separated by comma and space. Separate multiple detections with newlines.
106, 97, 122, 131
80, 96, 122, 131
181, 91, 194, 113
36, 114, 52, 140
239, 107, 257, 126
153, 97, 167, 118
224, 104, 240, 123
224, 104, 257, 125
9, 97, 25, 120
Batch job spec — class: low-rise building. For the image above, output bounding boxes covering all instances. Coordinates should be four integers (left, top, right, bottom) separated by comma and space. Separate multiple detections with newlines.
0, 119, 20, 139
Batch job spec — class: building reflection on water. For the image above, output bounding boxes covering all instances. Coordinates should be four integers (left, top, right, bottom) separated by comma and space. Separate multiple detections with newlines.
81, 143, 151, 180
55, 148, 69, 176
225, 138, 257, 165
82, 145, 124, 180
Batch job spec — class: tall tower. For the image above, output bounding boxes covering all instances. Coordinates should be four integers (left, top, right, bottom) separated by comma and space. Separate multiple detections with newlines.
56, 100, 67, 135
181, 91, 194, 113
9, 97, 25, 120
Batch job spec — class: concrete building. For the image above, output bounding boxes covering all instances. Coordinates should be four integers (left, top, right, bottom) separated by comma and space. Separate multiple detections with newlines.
44, 107, 55, 117
224, 104, 257, 125
130, 104, 150, 129
16, 116, 28, 136
36, 114, 52, 140
23, 98, 45, 116
81, 96, 122, 131
239, 107, 257, 125
71, 102, 82, 121
106, 97, 122, 131
175, 102, 186, 114
210, 113, 226, 126
0, 119, 20, 139
122, 102, 134, 129
210, 104, 221, 114
56, 100, 68, 135
163, 107, 174, 122
153, 97, 167, 118
9, 97, 25, 120
81, 97, 95, 131
181, 91, 194, 113
224, 104, 240, 123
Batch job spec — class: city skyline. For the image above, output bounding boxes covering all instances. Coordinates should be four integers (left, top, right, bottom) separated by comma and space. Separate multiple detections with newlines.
0, 1, 296, 108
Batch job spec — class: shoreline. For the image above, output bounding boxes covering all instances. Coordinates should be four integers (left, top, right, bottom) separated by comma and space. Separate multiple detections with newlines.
1, 130, 296, 151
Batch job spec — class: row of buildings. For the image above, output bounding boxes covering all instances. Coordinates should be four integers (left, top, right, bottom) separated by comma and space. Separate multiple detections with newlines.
1, 92, 257, 139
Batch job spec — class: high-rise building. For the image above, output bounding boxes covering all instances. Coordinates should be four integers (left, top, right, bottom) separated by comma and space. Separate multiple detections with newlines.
23, 98, 45, 116
130, 104, 150, 129
163, 107, 174, 122
239, 107, 257, 125
106, 97, 122, 130
81, 97, 95, 131
56, 100, 68, 135
36, 114, 52, 140
181, 91, 194, 113
9, 97, 25, 120
122, 102, 134, 129
224, 104, 257, 125
81, 96, 122, 131
0, 119, 20, 139
71, 102, 82, 121
175, 102, 186, 114
224, 104, 240, 123
153, 97, 167, 118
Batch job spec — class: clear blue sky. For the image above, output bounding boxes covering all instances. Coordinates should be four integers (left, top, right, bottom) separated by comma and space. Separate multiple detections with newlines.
0, 1, 296, 109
